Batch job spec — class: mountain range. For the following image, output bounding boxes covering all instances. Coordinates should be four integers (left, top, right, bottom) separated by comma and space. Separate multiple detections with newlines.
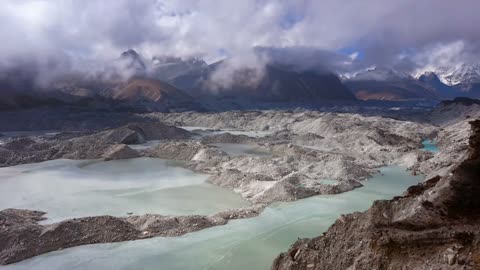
343, 66, 480, 101
427, 64, 480, 97
2, 49, 480, 111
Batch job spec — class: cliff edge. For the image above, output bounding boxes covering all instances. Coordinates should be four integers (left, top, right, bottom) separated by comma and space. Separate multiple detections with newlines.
272, 119, 480, 270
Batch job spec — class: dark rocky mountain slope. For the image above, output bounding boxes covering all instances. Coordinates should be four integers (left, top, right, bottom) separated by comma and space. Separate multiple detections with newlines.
418, 72, 461, 99
272, 119, 480, 270
110, 77, 202, 112
345, 68, 439, 101
171, 62, 357, 102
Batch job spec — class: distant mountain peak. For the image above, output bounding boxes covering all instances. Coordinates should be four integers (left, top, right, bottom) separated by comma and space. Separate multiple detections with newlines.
152, 55, 207, 66
424, 63, 480, 86
151, 55, 208, 81
120, 49, 140, 59
347, 66, 413, 82
418, 71, 440, 81
119, 49, 146, 71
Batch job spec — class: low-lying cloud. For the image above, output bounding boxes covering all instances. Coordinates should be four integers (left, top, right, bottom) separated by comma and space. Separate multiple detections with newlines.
1, 0, 479, 85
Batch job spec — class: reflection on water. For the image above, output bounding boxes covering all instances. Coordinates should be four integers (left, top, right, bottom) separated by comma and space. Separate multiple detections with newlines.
0, 158, 248, 223
211, 143, 271, 157
1, 166, 423, 270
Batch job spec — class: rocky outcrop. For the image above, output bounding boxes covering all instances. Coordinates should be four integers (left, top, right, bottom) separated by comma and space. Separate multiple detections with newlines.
0, 110, 475, 267
0, 205, 264, 265
0, 111, 446, 206
144, 139, 371, 204
204, 147, 371, 204
142, 111, 442, 205
124, 121, 192, 141
0, 122, 191, 167
102, 144, 139, 161
271, 120, 480, 270
414, 119, 471, 179
429, 97, 480, 126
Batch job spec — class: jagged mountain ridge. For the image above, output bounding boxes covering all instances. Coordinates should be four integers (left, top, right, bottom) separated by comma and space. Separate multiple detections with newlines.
418, 71, 460, 99
115, 49, 358, 102
344, 67, 439, 101
152, 56, 208, 81
435, 64, 480, 86
418, 70, 480, 99
343, 64, 480, 100
0, 49, 359, 111
5, 48, 480, 110
415, 63, 480, 98
119, 49, 147, 72
168, 60, 357, 102
0, 63, 202, 112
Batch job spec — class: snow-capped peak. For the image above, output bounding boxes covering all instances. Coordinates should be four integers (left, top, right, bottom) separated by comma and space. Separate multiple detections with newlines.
343, 66, 413, 81
441, 63, 480, 85
417, 64, 480, 86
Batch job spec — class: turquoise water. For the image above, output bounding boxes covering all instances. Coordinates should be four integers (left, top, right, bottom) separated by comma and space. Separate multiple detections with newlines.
0, 158, 249, 223
1, 166, 423, 270
421, 139, 440, 153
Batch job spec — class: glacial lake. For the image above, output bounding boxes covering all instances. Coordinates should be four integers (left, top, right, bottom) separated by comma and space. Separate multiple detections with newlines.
0, 158, 249, 223
128, 127, 273, 151
1, 165, 423, 270
180, 126, 273, 138
421, 139, 440, 153
211, 143, 271, 157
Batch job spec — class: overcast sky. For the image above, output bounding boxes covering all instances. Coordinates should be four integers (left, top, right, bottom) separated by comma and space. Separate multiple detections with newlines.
1, 0, 479, 74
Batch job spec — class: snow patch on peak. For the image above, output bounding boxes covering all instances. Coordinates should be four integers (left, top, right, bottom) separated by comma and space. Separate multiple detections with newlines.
346, 66, 413, 81
416, 64, 480, 86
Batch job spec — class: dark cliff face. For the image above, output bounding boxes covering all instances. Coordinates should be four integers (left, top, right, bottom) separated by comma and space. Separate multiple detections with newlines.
346, 79, 439, 101
272, 120, 480, 270
171, 63, 357, 102
419, 72, 461, 99
444, 120, 480, 218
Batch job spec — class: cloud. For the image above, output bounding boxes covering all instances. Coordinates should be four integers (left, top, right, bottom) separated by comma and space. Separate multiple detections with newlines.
0, 0, 479, 83
205, 49, 269, 92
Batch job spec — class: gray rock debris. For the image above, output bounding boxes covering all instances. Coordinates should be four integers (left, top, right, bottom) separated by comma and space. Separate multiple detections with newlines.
271, 120, 480, 270
102, 144, 139, 161
0, 204, 264, 265
0, 122, 192, 167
